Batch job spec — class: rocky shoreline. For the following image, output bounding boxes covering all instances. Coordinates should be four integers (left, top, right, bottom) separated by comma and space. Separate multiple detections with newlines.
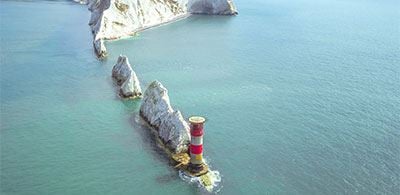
76, 0, 238, 59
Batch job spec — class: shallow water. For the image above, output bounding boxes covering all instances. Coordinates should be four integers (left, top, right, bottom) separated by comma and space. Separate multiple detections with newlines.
1, 0, 399, 194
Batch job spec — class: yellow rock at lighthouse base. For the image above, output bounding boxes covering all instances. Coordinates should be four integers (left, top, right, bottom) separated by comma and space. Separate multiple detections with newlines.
200, 174, 212, 186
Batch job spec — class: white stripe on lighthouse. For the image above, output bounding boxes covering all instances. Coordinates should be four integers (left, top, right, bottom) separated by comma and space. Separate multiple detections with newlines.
191, 135, 203, 146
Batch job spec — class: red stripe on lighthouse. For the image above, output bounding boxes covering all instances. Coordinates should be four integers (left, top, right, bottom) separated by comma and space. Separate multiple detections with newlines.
190, 144, 203, 154
191, 123, 203, 132
191, 128, 203, 136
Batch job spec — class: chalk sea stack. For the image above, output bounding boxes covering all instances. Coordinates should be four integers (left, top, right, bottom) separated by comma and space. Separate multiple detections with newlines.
140, 81, 191, 154
93, 38, 107, 59
112, 55, 142, 98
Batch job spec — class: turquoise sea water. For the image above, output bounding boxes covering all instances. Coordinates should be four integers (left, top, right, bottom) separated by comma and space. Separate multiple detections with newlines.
1, 0, 399, 194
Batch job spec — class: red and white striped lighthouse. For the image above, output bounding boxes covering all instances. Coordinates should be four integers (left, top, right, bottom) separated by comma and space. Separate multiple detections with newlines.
189, 116, 206, 170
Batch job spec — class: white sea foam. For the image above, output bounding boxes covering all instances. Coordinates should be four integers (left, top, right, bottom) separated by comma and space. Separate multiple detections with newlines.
178, 169, 222, 193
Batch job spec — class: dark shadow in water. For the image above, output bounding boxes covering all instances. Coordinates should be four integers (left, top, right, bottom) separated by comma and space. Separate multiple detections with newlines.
155, 172, 180, 184
129, 111, 218, 194
128, 112, 180, 185
129, 114, 204, 195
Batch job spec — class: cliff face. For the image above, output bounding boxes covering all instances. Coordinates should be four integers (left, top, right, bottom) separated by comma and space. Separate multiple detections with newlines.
88, 0, 188, 40
78, 0, 237, 57
140, 81, 190, 153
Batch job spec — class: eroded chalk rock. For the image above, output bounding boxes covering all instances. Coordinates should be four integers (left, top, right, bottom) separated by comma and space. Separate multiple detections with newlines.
88, 0, 188, 40
140, 81, 190, 153
87, 0, 237, 40
112, 55, 142, 98
93, 38, 107, 59
188, 0, 238, 15
78, 0, 238, 58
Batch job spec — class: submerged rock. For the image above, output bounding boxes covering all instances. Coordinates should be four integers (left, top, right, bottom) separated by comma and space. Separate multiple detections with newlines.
140, 81, 190, 153
188, 0, 238, 15
112, 55, 142, 98
93, 38, 107, 59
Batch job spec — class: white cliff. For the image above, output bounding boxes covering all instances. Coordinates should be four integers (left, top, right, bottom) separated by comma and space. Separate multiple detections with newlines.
73, 0, 88, 4
75, 0, 238, 57
88, 0, 189, 40
140, 81, 190, 153
188, 0, 238, 15
86, 0, 237, 40
112, 55, 142, 98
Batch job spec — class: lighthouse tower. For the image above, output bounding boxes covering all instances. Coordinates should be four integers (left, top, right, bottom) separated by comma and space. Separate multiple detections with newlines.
188, 116, 206, 173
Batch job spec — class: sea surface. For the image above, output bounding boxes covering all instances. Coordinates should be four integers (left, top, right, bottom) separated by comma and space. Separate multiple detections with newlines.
1, 0, 399, 194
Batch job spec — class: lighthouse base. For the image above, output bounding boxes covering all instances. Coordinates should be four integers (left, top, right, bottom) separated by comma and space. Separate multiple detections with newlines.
171, 153, 209, 177
188, 163, 208, 176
